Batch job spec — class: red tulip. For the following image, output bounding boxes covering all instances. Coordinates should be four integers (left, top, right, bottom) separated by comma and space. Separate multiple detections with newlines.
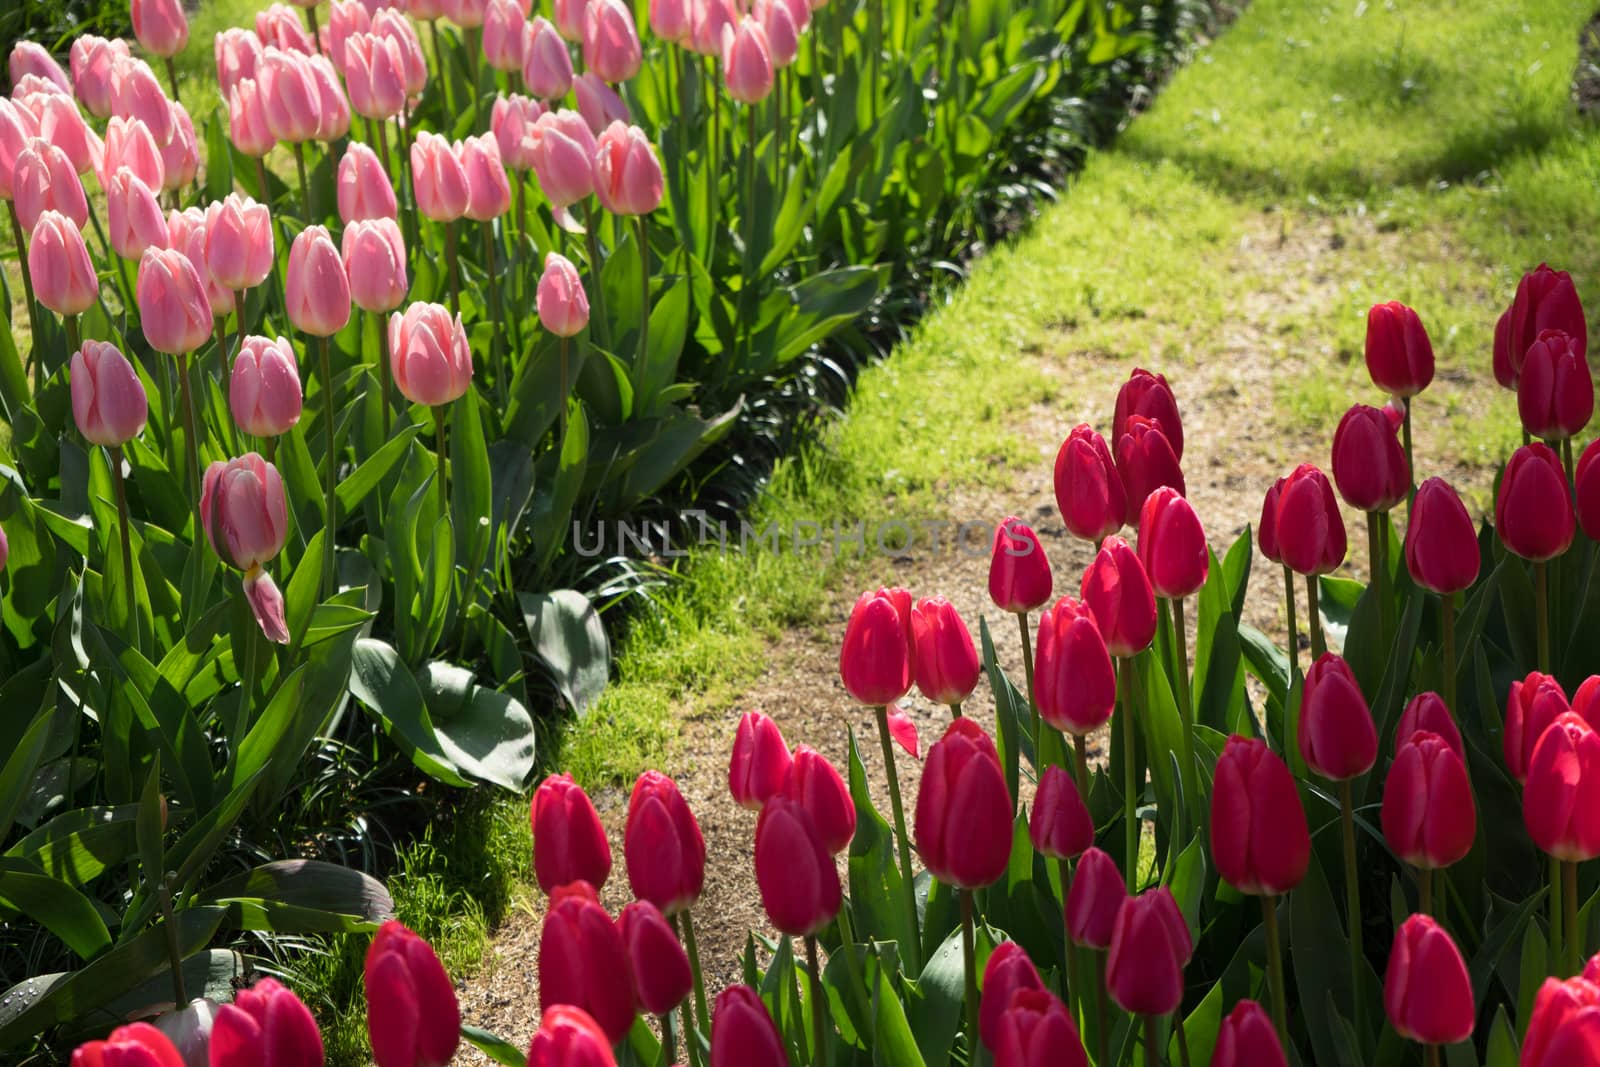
1496, 443, 1575, 561
978, 941, 1045, 1051
539, 881, 636, 1044
728, 710, 791, 810
1033, 596, 1116, 735
618, 900, 692, 1015
1331, 403, 1409, 512
839, 587, 913, 706
992, 989, 1089, 1067
1053, 424, 1126, 543
1210, 735, 1309, 895
911, 596, 981, 706
527, 1006, 616, 1067
755, 795, 842, 935
1384, 914, 1474, 1045
1505, 672, 1571, 782
1115, 415, 1184, 524
1079, 535, 1156, 658
1575, 676, 1600, 726
1519, 330, 1593, 440
1299, 653, 1377, 780
364, 921, 460, 1067
1495, 263, 1588, 389
1274, 464, 1346, 576
530, 773, 611, 894
1382, 730, 1476, 870
1064, 846, 1123, 949
914, 718, 1013, 888
989, 517, 1053, 614
1137, 486, 1208, 599
209, 978, 324, 1067
1028, 765, 1093, 860
1403, 478, 1480, 595
1525, 712, 1600, 862
1577, 438, 1600, 541
1365, 301, 1434, 398
782, 745, 855, 854
1113, 368, 1184, 459
1395, 691, 1464, 759
710, 986, 785, 1067
624, 771, 705, 914
1522, 974, 1600, 1067
70, 1023, 185, 1067
1212, 1000, 1287, 1067
1106, 888, 1191, 1016
1258, 476, 1285, 565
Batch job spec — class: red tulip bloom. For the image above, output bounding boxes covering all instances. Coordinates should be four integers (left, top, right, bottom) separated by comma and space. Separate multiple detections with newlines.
1495, 263, 1588, 389
624, 771, 705, 915
1299, 653, 1378, 781
527, 1006, 616, 1067
209, 978, 324, 1067
1137, 486, 1208, 599
364, 921, 460, 1067
1519, 329, 1594, 441
710, 986, 786, 1067
1395, 691, 1464, 759
531, 773, 612, 895
989, 517, 1053, 614
840, 587, 914, 705
728, 710, 791, 810
539, 881, 636, 1044
1106, 888, 1191, 1016
1384, 914, 1474, 1045
755, 795, 842, 936
1113, 368, 1184, 459
1212, 1000, 1287, 1067
1382, 731, 1476, 870
1331, 403, 1409, 513
1210, 735, 1310, 895
911, 596, 982, 706
1523, 974, 1600, 1067
1257, 476, 1286, 565
1404, 478, 1481, 596
914, 718, 1013, 888
1365, 301, 1434, 398
1064, 846, 1123, 949
1115, 415, 1184, 525
1053, 424, 1125, 542
70, 1024, 184, 1067
1028, 765, 1093, 860
618, 900, 693, 1015
1079, 536, 1156, 658
1033, 596, 1116, 735
1577, 438, 1600, 541
1274, 464, 1346, 576
1525, 712, 1600, 862
978, 941, 1045, 1051
782, 745, 855, 855
1496, 443, 1575, 562
991, 988, 1089, 1067
1505, 672, 1571, 782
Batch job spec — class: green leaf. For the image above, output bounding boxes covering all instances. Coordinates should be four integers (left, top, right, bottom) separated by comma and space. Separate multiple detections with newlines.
846, 727, 915, 964
0, 858, 113, 959
1484, 1005, 1518, 1067
774, 267, 882, 365
334, 425, 420, 516
417, 660, 537, 790
201, 859, 394, 927
461, 1024, 530, 1067
347, 638, 473, 787
4, 805, 140, 887
519, 590, 610, 717
0, 709, 55, 842
906, 926, 965, 1067
531, 402, 589, 573
451, 396, 493, 579
979, 616, 1027, 809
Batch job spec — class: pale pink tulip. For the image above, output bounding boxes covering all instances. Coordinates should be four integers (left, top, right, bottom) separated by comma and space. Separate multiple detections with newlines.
9, 43, 70, 95
306, 54, 351, 141
204, 193, 275, 291
29, 211, 99, 316
491, 93, 545, 169
573, 71, 628, 134
326, 0, 373, 73
389, 302, 473, 406
168, 207, 233, 318
71, 341, 149, 447
756, 0, 798, 68
71, 35, 130, 118
537, 252, 588, 337
230, 337, 303, 437
583, 0, 642, 83
258, 48, 322, 143
257, 3, 318, 54
132, 0, 190, 58
13, 140, 87, 232
28, 91, 100, 176
372, 8, 428, 98
161, 101, 199, 192
106, 167, 169, 260
214, 28, 264, 97
521, 16, 574, 101
100, 114, 165, 190
552, 0, 589, 41
286, 226, 352, 337
227, 79, 277, 157
650, 0, 693, 45
593, 121, 662, 216
528, 109, 594, 229
344, 32, 408, 120
410, 130, 469, 221
0, 98, 38, 199
337, 141, 398, 222
484, 0, 528, 71
722, 17, 773, 104
460, 133, 511, 221
136, 246, 213, 353
341, 217, 409, 312
109, 56, 176, 148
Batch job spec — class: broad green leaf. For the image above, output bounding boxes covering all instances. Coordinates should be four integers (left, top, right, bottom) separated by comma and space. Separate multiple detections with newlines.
461, 1025, 529, 1067
347, 638, 473, 787
417, 660, 537, 790
520, 590, 610, 717
0, 858, 113, 959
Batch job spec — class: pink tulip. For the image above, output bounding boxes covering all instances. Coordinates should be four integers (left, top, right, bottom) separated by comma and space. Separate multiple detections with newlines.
389, 302, 473, 406
460, 133, 512, 221
286, 226, 351, 337
160, 101, 199, 193
214, 28, 264, 97
137, 246, 211, 353
572, 71, 629, 134
201, 453, 289, 571
537, 252, 589, 337
258, 48, 322, 144
372, 8, 428, 98
204, 193, 274, 292
528, 109, 595, 229
326, 0, 372, 74
522, 16, 575, 100
344, 32, 408, 120
593, 121, 662, 216
342, 217, 409, 313
583, 0, 642, 83
553, 0, 589, 40
257, 3, 318, 54
756, 0, 799, 67
227, 79, 277, 157
132, 0, 190, 58
492, 94, 545, 170
13, 139, 86, 232
722, 17, 774, 104
28, 91, 100, 176
337, 141, 398, 223
107, 168, 169, 260
109, 56, 176, 148
100, 115, 165, 191
728, 710, 791, 810
0, 98, 37, 199
410, 0, 450, 13
167, 207, 233, 317
71, 341, 148, 447
484, 0, 529, 71
72, 35, 129, 118
231, 336, 303, 437
650, 0, 693, 44
411, 130, 470, 221
445, 0, 491, 28
29, 211, 98, 316
9, 42, 71, 95
305, 54, 351, 141
692, 0, 737, 56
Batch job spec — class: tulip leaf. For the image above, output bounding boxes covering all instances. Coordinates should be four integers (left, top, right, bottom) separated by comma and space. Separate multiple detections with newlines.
416, 660, 536, 790
530, 402, 589, 574
460, 1025, 529, 1067
1194, 543, 1248, 735
845, 728, 915, 968
451, 395, 493, 581
200, 859, 393, 926
0, 708, 56, 845
1290, 852, 1359, 1066
978, 616, 1027, 809
0, 857, 111, 960
1484, 1005, 1518, 1067
347, 638, 474, 788
520, 589, 609, 718
3, 804, 140, 889
866, 947, 927, 1067
333, 424, 421, 517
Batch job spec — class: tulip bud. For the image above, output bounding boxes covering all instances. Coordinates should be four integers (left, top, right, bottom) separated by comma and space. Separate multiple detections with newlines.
1496, 443, 1575, 562
618, 901, 692, 1015
342, 218, 409, 313
1518, 329, 1593, 441
1212, 1000, 1287, 1067
1505, 671, 1571, 783
910, 596, 981, 706
915, 718, 1013, 888
29, 211, 99, 317
710, 986, 785, 1067
326, 1, 372, 74
1578, 438, 1600, 542
10, 42, 69, 95
227, 79, 277, 157
25, 90, 98, 180
1106, 888, 1191, 1017
583, 0, 642, 83
722, 17, 774, 104
1331, 403, 1409, 512
461, 132, 512, 221
1053, 424, 1125, 543
257, 3, 319, 54
1112, 368, 1183, 459
201, 453, 289, 571
1495, 263, 1589, 389
1525, 712, 1600, 861
1274, 463, 1346, 576
167, 207, 233, 318
523, 16, 576, 101
1523, 973, 1600, 1067
69, 1023, 187, 1067
1029, 765, 1092, 860
204, 193, 274, 293
593, 121, 663, 216
1382, 730, 1475, 870
0, 99, 39, 200
650, 0, 693, 44
304, 54, 350, 142
782, 745, 854, 854
110, 57, 176, 149
756, 0, 799, 67
230, 336, 303, 438
1395, 691, 1464, 759
492, 93, 545, 170
1137, 486, 1208, 599
73, 35, 130, 118
573, 70, 630, 133
132, 0, 189, 60
0, 526, 7, 574
14, 139, 87, 233
728, 710, 791, 810
528, 1006, 616, 1067
1033, 595, 1116, 735
992, 989, 1089, 1067
285, 226, 351, 337
1403, 477, 1480, 595
337, 141, 398, 224
537, 252, 589, 337
153, 998, 220, 1067
551, 0, 589, 39
1299, 653, 1377, 781
258, 47, 322, 144
388, 302, 473, 407
106, 161, 169, 258
138, 246, 214, 354
1384, 914, 1474, 1045
978, 941, 1045, 1051
484, 0, 530, 71
692, 0, 737, 56
364, 920, 461, 1067
372, 8, 428, 97
755, 795, 842, 935
529, 110, 596, 229
411, 130, 470, 221
71, 341, 148, 447
214, 28, 264, 98
839, 587, 914, 706
539, 882, 636, 1044
344, 31, 409, 120
1257, 476, 1285, 564
209, 978, 324, 1067
1115, 415, 1184, 524
989, 516, 1052, 614
1079, 535, 1155, 658
1365, 301, 1434, 398
625, 770, 705, 914
1210, 735, 1309, 895
530, 774, 611, 893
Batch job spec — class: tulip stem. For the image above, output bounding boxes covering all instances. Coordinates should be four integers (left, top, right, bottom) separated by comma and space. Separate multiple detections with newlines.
177, 352, 202, 537
1418, 864, 1433, 915
1441, 592, 1457, 713
1534, 558, 1550, 673
6, 201, 40, 389
581, 202, 608, 349
805, 934, 827, 1067
1174, 1010, 1192, 1067
433, 404, 449, 517
635, 214, 650, 396
1057, 856, 1078, 1020
1170, 596, 1200, 835
158, 873, 189, 1007
1563, 437, 1576, 493
679, 910, 711, 1057
1426, 1044, 1440, 1067
318, 335, 337, 591
1119, 656, 1140, 892
1566, 859, 1580, 975
292, 141, 311, 223
558, 335, 570, 444
949, 701, 962, 719
376, 310, 393, 439
1367, 511, 1389, 653
427, 21, 453, 116
1261, 895, 1289, 1048
1402, 397, 1415, 498
873, 703, 922, 972
1093, 952, 1110, 1067
1073, 732, 1090, 799
658, 1011, 678, 1067
445, 219, 461, 318
1338, 779, 1365, 1038
959, 889, 979, 1057
480, 220, 503, 372
1016, 610, 1041, 777
1143, 1015, 1161, 1067
1304, 573, 1326, 659
110, 445, 137, 646
1551, 854, 1563, 976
